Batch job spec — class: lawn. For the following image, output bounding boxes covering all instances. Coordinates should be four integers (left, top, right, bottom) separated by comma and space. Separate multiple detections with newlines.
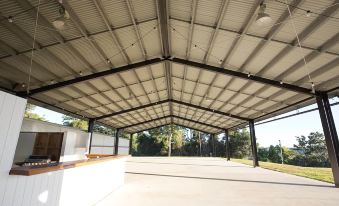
232, 159, 334, 184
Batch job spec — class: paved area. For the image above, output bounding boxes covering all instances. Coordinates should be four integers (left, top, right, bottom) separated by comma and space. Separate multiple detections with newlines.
96, 157, 339, 206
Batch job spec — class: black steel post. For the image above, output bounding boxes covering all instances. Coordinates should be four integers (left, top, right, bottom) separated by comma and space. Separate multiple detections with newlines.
129, 133, 133, 155
114, 128, 120, 155
209, 134, 213, 157
88, 118, 95, 154
316, 93, 339, 187
249, 120, 259, 167
225, 129, 230, 161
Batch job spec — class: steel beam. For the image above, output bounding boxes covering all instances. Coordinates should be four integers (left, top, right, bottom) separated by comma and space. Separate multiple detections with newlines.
249, 120, 259, 167
133, 122, 212, 135
133, 124, 170, 134
173, 115, 225, 131
221, 0, 261, 67
16, 58, 163, 97
171, 99, 250, 121
121, 114, 224, 131
122, 115, 171, 130
95, 99, 248, 122
114, 128, 121, 155
169, 17, 338, 57
88, 118, 95, 154
16, 57, 314, 97
170, 58, 314, 95
225, 129, 230, 161
96, 100, 168, 120
156, 0, 170, 57
316, 92, 339, 187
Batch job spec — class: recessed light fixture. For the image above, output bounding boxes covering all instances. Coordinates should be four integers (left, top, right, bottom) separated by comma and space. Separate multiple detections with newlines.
311, 82, 315, 93
306, 10, 311, 17
8, 16, 13, 23
52, 6, 70, 30
256, 3, 272, 26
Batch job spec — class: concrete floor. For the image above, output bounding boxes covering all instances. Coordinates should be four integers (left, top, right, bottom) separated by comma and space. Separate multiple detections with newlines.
96, 157, 339, 206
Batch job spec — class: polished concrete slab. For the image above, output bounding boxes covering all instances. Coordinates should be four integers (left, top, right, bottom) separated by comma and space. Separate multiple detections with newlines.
96, 157, 339, 206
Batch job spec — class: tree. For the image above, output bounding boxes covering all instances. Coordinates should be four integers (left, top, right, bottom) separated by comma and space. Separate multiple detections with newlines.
62, 116, 116, 135
258, 147, 269, 162
291, 132, 330, 167
229, 129, 251, 158
24, 103, 46, 121
267, 145, 281, 163
62, 116, 88, 130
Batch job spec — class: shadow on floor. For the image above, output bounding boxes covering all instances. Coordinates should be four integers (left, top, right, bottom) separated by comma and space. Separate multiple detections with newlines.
126, 171, 335, 188
127, 161, 251, 168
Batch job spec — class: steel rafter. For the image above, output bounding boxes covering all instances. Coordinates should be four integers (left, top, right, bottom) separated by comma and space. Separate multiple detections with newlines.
96, 100, 169, 120
170, 58, 314, 95
132, 122, 215, 134
169, 17, 339, 57
157, 0, 173, 123
219, 2, 339, 122
60, 0, 151, 124
122, 115, 223, 132
16, 58, 163, 97
181, 0, 198, 120
93, 99, 249, 122
124, 0, 162, 124
233, 35, 339, 121
12, 0, 139, 126
200, 0, 303, 125
15, 55, 316, 98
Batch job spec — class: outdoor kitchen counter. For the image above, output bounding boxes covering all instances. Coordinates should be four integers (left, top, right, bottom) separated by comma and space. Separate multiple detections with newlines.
10, 154, 129, 176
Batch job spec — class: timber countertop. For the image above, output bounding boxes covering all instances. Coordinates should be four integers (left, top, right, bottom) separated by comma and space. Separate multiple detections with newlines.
10, 155, 129, 176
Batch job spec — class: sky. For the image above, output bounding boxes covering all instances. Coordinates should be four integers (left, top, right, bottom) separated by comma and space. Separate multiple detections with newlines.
33, 97, 339, 148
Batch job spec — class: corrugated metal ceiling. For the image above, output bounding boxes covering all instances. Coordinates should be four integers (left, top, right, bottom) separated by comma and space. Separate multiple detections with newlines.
0, 0, 338, 133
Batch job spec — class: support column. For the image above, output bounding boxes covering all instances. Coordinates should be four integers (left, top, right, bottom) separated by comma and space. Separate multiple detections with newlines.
114, 128, 120, 155
168, 125, 172, 157
198, 131, 202, 157
129, 133, 133, 155
213, 134, 216, 157
316, 93, 339, 187
225, 129, 230, 161
88, 118, 95, 154
249, 120, 259, 167
209, 134, 213, 157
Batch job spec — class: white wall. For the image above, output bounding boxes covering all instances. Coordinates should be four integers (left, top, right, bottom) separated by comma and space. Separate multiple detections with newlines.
20, 119, 90, 162
90, 133, 130, 155
0, 91, 27, 205
1, 156, 127, 206
0, 91, 127, 206
118, 138, 130, 155
90, 133, 114, 154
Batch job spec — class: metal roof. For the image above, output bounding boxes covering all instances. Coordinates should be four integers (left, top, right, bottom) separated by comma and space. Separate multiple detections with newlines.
0, 0, 338, 134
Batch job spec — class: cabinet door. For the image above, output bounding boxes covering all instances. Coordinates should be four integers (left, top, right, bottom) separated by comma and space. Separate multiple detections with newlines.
33, 133, 49, 156
47, 133, 64, 161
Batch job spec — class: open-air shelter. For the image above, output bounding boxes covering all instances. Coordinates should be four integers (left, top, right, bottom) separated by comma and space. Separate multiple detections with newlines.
0, 0, 338, 187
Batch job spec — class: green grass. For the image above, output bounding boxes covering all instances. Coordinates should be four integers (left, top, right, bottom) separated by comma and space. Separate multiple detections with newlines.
232, 158, 334, 184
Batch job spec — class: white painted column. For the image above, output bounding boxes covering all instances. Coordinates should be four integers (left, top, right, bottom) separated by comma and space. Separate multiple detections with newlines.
0, 91, 27, 205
